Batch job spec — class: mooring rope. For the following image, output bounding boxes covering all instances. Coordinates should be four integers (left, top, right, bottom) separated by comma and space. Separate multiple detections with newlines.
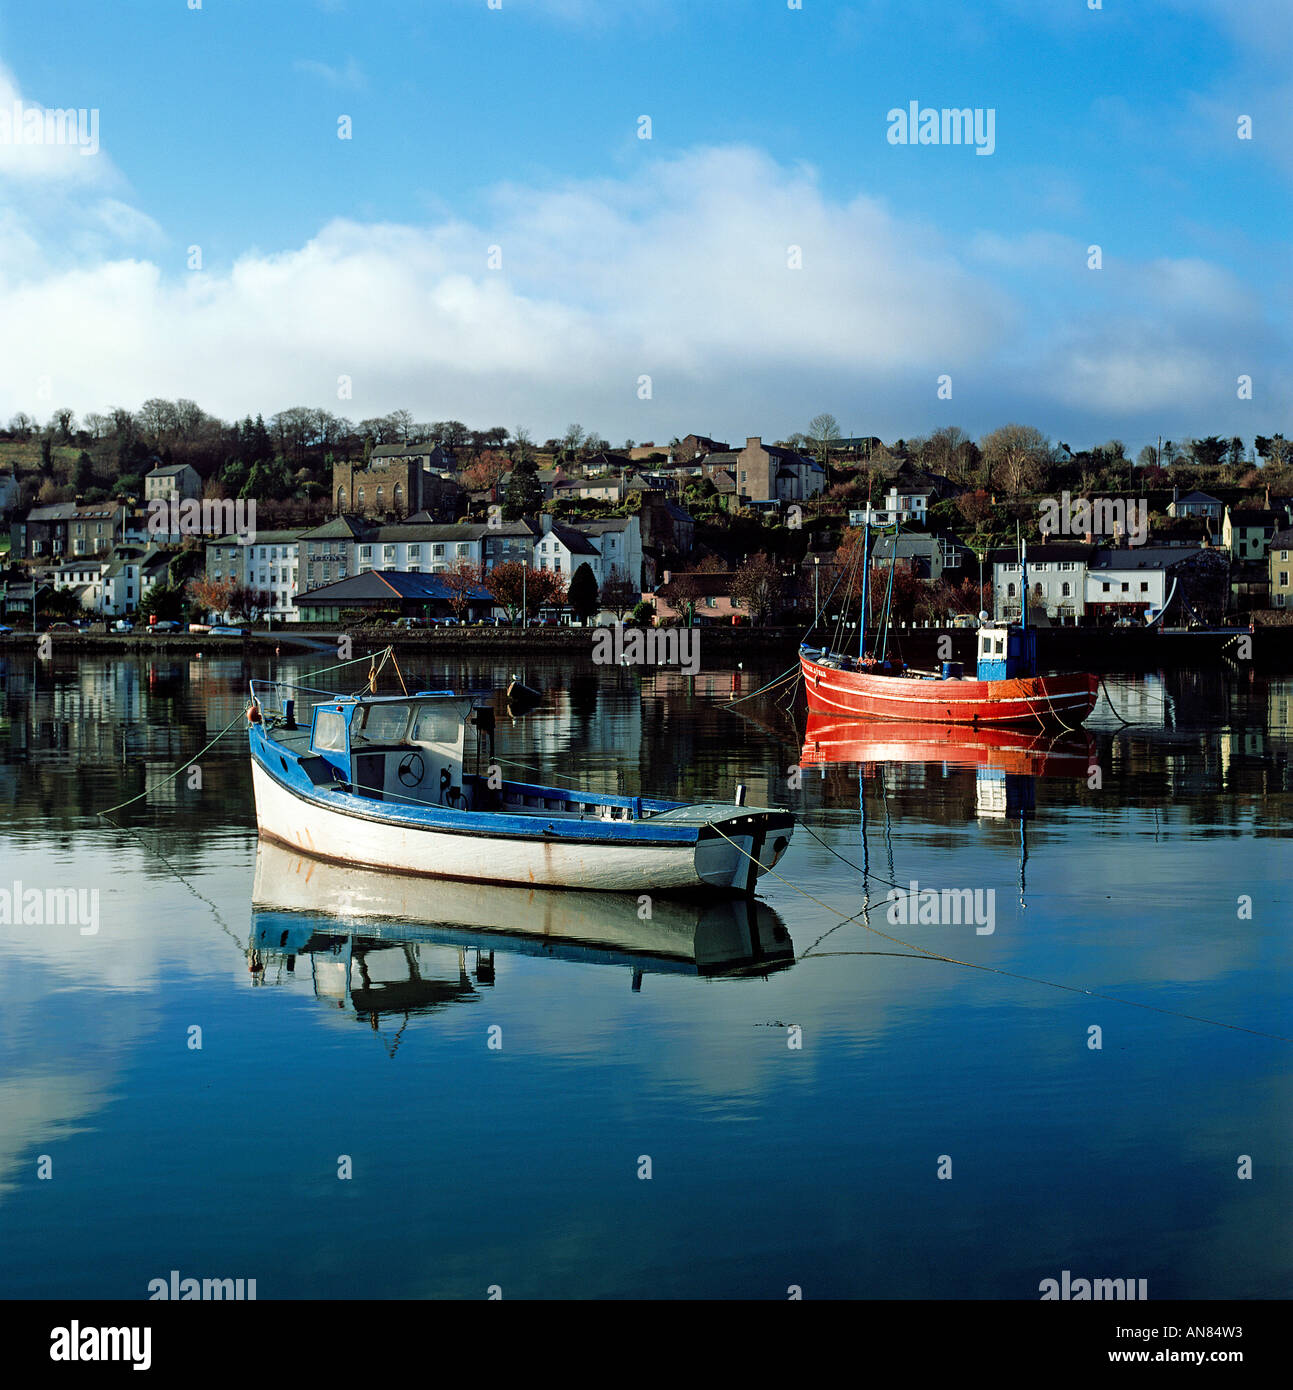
705, 821, 1290, 1042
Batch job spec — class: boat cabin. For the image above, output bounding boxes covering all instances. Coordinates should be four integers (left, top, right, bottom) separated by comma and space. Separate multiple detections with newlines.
308, 693, 482, 809
976, 623, 1037, 681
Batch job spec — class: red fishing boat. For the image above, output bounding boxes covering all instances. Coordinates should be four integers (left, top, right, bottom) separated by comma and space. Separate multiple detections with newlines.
801, 529, 1097, 728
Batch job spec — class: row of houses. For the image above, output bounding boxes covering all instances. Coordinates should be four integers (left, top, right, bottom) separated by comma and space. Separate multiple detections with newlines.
201, 512, 647, 623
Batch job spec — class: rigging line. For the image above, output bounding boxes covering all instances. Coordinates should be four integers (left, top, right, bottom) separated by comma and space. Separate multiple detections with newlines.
797, 817, 909, 894
95, 707, 249, 818
703, 821, 1291, 1042
716, 664, 801, 708
1099, 674, 1142, 727
800, 555, 853, 645
97, 812, 246, 955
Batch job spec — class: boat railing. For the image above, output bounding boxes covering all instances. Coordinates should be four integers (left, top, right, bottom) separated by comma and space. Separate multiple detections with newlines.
249, 678, 344, 726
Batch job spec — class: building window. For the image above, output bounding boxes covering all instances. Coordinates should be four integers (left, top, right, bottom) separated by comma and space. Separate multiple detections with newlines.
408, 545, 421, 559
357, 488, 365, 506
1006, 583, 1015, 598
1061, 582, 1071, 597
360, 546, 373, 559
1102, 582, 1111, 593
1140, 582, 1149, 593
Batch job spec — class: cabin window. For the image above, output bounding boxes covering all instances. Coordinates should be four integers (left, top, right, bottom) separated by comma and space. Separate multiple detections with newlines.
410, 705, 459, 746
312, 709, 347, 753
353, 703, 412, 744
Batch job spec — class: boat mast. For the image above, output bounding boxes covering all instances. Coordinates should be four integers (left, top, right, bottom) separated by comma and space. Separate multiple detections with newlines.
1018, 521, 1027, 631
877, 524, 899, 663
857, 518, 870, 660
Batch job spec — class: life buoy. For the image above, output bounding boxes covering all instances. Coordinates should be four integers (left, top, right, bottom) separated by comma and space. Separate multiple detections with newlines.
246, 704, 262, 724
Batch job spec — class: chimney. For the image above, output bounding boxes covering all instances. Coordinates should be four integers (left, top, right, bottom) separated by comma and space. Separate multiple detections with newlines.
540, 513, 553, 534
746, 436, 761, 449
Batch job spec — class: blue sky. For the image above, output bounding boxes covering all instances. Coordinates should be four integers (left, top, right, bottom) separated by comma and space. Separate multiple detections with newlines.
0, 0, 1288, 453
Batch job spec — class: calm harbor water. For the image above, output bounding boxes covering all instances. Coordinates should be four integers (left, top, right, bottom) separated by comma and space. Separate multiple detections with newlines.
0, 646, 1288, 1300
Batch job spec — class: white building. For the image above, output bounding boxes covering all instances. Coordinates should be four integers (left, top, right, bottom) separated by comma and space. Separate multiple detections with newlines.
1086, 549, 1175, 620
849, 488, 929, 529
533, 515, 644, 589
239, 531, 305, 622
204, 531, 304, 622
992, 545, 1089, 622
360, 524, 482, 575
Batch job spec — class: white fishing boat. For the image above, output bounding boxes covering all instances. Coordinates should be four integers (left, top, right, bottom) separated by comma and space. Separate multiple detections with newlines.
246, 677, 794, 893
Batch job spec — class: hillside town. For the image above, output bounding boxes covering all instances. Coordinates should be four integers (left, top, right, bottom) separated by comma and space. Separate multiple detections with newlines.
2, 406, 1291, 632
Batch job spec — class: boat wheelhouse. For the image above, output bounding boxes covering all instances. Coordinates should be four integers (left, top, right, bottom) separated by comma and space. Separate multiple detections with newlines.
247, 679, 793, 893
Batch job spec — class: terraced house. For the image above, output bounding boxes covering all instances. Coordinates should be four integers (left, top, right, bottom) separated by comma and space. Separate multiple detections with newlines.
1269, 529, 1293, 610
11, 501, 127, 560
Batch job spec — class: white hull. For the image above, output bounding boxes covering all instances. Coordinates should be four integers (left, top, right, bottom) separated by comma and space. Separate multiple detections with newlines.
251, 761, 755, 892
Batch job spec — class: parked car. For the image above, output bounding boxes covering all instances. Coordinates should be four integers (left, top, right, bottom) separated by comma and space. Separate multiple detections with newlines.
392, 617, 425, 630
152, 620, 181, 632
209, 625, 249, 637
188, 623, 211, 635
48, 621, 77, 633
0, 624, 12, 634
112, 619, 133, 632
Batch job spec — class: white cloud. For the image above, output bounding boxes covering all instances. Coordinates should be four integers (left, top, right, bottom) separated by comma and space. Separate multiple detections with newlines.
0, 63, 109, 183
0, 138, 1285, 447
292, 57, 367, 90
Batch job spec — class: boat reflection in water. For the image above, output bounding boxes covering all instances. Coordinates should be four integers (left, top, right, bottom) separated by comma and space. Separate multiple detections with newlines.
248, 841, 795, 1026
799, 716, 1096, 781
798, 715, 1098, 898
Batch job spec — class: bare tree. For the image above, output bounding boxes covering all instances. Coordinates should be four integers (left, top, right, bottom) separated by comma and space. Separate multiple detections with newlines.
807, 413, 842, 464
600, 564, 639, 619
979, 423, 1053, 494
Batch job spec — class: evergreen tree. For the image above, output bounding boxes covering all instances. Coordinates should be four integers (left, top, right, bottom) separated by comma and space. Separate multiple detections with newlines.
504, 458, 543, 519
568, 562, 600, 623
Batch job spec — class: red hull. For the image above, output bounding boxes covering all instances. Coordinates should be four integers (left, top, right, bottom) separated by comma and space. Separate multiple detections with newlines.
800, 653, 1098, 727
800, 715, 1095, 776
